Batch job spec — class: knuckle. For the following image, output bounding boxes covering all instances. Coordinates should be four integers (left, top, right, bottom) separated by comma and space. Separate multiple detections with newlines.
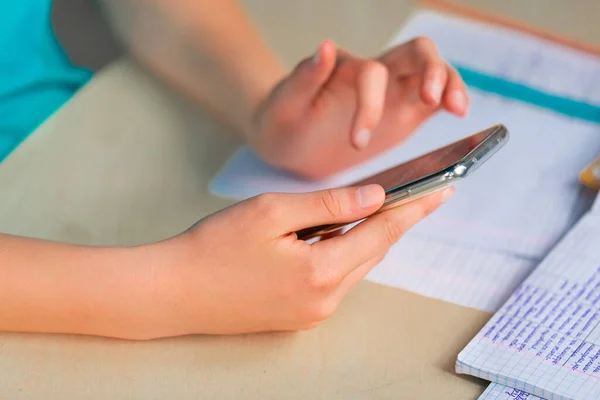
424, 62, 447, 81
301, 254, 340, 292
361, 59, 388, 75
320, 189, 345, 219
360, 60, 389, 92
383, 216, 408, 246
358, 103, 381, 124
412, 36, 437, 51
305, 265, 338, 292
306, 300, 338, 323
251, 193, 281, 220
271, 102, 297, 129
431, 62, 447, 74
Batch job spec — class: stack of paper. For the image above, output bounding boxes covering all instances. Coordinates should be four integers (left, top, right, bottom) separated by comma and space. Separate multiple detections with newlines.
210, 10, 600, 313
458, 195, 600, 399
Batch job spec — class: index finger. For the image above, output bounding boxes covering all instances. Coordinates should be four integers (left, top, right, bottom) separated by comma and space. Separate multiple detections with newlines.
311, 187, 455, 280
379, 36, 442, 77
380, 37, 457, 107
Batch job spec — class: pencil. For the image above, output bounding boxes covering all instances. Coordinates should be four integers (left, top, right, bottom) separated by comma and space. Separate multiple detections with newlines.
580, 157, 600, 190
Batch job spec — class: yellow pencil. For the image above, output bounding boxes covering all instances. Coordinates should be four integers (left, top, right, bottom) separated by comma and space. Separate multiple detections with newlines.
580, 157, 600, 190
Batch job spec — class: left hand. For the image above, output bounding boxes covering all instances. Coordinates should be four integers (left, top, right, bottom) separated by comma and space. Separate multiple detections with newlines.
249, 37, 469, 179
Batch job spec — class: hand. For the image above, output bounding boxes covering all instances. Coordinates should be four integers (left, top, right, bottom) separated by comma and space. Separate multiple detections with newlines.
249, 37, 469, 179
148, 184, 454, 336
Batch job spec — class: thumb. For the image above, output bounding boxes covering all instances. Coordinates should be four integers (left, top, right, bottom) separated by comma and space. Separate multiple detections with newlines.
264, 184, 385, 234
282, 40, 337, 104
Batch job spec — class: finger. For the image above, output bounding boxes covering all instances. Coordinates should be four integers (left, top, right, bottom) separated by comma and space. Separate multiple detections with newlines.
419, 59, 448, 107
336, 254, 386, 297
380, 37, 448, 106
351, 61, 389, 150
312, 187, 454, 278
282, 40, 337, 104
255, 184, 385, 234
379, 36, 441, 77
442, 65, 469, 117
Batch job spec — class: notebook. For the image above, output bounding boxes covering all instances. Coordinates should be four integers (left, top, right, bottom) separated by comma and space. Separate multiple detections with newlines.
209, 10, 600, 313
479, 383, 543, 400
457, 194, 600, 400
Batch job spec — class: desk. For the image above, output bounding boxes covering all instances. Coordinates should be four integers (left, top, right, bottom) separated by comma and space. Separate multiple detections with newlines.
0, 1, 599, 398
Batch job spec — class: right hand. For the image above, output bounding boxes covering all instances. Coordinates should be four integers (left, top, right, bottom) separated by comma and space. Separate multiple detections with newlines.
146, 184, 454, 338
249, 38, 469, 179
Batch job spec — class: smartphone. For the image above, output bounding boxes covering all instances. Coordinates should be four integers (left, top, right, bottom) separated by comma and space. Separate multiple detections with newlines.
296, 124, 509, 240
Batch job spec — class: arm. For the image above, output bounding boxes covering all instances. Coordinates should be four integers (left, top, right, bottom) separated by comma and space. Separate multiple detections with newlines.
0, 234, 159, 339
98, 0, 286, 139
0, 185, 452, 339
97, 0, 469, 179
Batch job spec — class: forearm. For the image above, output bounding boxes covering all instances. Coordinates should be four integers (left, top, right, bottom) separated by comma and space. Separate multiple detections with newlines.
0, 234, 160, 340
99, 0, 286, 138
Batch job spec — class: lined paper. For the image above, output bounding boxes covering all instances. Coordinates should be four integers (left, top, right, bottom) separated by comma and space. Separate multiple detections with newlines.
366, 234, 536, 312
457, 212, 600, 400
476, 194, 599, 400
479, 383, 542, 400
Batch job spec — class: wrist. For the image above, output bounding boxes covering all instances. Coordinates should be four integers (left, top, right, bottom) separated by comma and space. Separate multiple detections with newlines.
130, 235, 209, 339
77, 244, 171, 340
244, 68, 286, 143
63, 243, 182, 341
120, 241, 187, 340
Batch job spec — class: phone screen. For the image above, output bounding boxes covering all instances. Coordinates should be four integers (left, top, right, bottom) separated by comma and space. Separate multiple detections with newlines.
352, 126, 496, 192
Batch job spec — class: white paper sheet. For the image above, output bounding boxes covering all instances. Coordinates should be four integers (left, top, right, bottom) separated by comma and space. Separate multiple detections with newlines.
457, 212, 600, 400
593, 192, 600, 213
366, 234, 536, 312
212, 98, 599, 257
390, 12, 600, 106
209, 10, 600, 313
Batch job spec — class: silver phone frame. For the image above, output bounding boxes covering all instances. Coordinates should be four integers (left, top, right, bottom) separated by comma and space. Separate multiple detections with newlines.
297, 124, 509, 240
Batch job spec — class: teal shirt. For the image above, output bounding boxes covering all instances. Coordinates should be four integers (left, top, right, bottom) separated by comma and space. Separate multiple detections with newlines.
0, 0, 92, 162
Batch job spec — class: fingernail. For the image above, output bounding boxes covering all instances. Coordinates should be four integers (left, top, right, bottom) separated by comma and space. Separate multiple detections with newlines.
449, 90, 467, 113
354, 128, 371, 149
357, 184, 383, 208
428, 80, 442, 104
441, 187, 455, 202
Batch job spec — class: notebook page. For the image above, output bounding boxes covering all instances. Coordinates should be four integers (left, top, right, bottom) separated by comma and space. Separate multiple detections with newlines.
366, 234, 536, 312
391, 12, 600, 106
479, 383, 542, 400
457, 212, 600, 400
477, 196, 598, 398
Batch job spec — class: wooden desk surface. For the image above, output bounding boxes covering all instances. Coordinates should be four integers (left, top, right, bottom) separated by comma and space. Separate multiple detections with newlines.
1, 1, 599, 398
